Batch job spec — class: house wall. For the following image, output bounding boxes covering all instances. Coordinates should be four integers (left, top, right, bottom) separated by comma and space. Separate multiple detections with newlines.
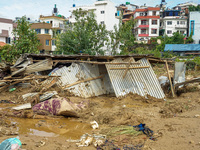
189, 11, 200, 44
0, 19, 15, 44
163, 18, 187, 37
69, 0, 119, 31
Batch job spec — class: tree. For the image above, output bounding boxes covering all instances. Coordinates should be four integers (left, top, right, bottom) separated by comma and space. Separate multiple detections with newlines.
12, 16, 40, 59
0, 44, 14, 63
189, 5, 200, 11
109, 18, 135, 55
156, 32, 185, 52
57, 9, 109, 55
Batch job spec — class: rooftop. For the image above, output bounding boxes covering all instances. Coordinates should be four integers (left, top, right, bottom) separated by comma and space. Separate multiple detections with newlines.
164, 44, 200, 52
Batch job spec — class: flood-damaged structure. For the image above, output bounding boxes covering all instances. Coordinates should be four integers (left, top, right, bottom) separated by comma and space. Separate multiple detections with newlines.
0, 54, 168, 100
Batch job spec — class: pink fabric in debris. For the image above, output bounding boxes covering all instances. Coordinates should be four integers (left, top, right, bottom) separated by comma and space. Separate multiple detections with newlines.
32, 98, 83, 117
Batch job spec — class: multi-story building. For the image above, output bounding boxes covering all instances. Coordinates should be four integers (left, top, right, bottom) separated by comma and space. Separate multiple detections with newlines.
173, 2, 198, 16
0, 18, 17, 45
69, 0, 119, 31
133, 7, 160, 42
189, 11, 200, 44
31, 5, 67, 53
116, 3, 139, 22
160, 10, 188, 37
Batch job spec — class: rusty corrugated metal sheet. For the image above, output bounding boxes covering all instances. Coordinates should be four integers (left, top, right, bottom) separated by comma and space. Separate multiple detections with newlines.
50, 63, 109, 98
106, 57, 165, 99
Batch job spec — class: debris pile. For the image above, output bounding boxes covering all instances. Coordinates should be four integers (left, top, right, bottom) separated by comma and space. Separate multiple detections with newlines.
0, 53, 172, 118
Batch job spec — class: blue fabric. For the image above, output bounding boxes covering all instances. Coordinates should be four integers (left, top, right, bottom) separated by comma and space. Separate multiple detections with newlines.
164, 44, 200, 52
0, 137, 21, 150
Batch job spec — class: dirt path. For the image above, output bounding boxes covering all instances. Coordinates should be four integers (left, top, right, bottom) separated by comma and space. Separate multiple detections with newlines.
1, 88, 200, 150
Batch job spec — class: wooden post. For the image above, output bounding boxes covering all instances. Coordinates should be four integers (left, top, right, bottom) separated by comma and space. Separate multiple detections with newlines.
109, 66, 150, 70
165, 60, 175, 97
63, 75, 104, 89
123, 60, 132, 78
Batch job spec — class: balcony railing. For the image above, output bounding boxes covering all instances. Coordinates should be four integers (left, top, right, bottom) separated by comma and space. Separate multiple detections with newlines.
139, 25, 149, 28
139, 34, 149, 37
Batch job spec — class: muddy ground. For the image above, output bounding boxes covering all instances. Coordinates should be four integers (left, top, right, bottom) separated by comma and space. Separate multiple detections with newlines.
0, 68, 200, 150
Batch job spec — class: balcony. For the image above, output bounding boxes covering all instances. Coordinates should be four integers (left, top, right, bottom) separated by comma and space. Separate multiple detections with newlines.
122, 18, 131, 22
139, 24, 149, 28
0, 30, 8, 37
139, 34, 149, 37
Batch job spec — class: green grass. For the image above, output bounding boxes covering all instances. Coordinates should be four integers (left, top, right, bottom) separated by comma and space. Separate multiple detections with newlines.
107, 126, 142, 137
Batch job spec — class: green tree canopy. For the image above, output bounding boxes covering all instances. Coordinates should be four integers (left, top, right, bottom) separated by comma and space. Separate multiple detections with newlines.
109, 18, 135, 55
12, 16, 40, 56
189, 5, 200, 11
57, 9, 109, 55
0, 16, 40, 63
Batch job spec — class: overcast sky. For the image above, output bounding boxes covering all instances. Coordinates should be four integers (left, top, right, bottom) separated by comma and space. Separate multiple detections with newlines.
0, 0, 199, 20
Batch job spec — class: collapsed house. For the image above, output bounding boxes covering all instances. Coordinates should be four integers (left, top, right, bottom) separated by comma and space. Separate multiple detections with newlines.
0, 54, 169, 99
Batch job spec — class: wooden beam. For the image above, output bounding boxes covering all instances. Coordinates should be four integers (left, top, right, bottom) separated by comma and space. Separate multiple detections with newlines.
33, 60, 140, 65
123, 60, 132, 78
110, 66, 150, 70
0, 76, 59, 82
63, 75, 104, 89
175, 77, 200, 88
165, 61, 175, 97
148, 58, 173, 63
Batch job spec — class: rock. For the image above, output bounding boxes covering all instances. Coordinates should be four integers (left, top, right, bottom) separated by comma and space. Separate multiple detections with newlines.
194, 114, 200, 118
189, 140, 195, 144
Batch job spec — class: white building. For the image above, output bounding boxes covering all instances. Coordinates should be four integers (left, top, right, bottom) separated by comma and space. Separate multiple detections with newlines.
133, 7, 160, 42
0, 18, 16, 44
69, 0, 119, 31
161, 16, 188, 37
189, 11, 200, 44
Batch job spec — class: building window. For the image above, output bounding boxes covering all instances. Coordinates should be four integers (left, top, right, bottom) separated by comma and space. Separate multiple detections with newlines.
6, 37, 10, 44
167, 30, 172, 34
141, 20, 148, 25
191, 20, 194, 35
177, 21, 179, 25
100, 21, 104, 25
153, 11, 156, 16
151, 29, 157, 34
52, 40, 56, 46
152, 20, 157, 25
167, 21, 172, 25
35, 29, 41, 34
101, 11, 105, 14
46, 40, 49, 46
140, 13, 144, 16
180, 21, 185, 25
180, 31, 185, 35
141, 29, 146, 34
45, 29, 49, 34
56, 30, 61, 34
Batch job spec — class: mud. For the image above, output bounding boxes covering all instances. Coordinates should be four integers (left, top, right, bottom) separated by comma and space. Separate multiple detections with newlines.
1, 71, 200, 149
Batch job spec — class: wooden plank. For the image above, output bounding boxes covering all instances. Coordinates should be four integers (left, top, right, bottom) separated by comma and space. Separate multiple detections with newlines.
11, 67, 26, 76
175, 77, 200, 88
25, 58, 53, 74
109, 66, 150, 70
165, 61, 175, 97
33, 59, 140, 65
123, 60, 132, 78
0, 76, 59, 82
148, 58, 173, 63
63, 75, 104, 89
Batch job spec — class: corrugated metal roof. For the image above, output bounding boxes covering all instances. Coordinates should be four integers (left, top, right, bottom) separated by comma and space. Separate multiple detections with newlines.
164, 44, 200, 52
106, 57, 165, 99
50, 63, 110, 98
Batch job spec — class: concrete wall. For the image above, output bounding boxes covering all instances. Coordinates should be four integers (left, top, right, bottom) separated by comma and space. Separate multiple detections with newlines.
69, 0, 119, 31
189, 11, 200, 44
0, 22, 14, 43
163, 18, 187, 37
